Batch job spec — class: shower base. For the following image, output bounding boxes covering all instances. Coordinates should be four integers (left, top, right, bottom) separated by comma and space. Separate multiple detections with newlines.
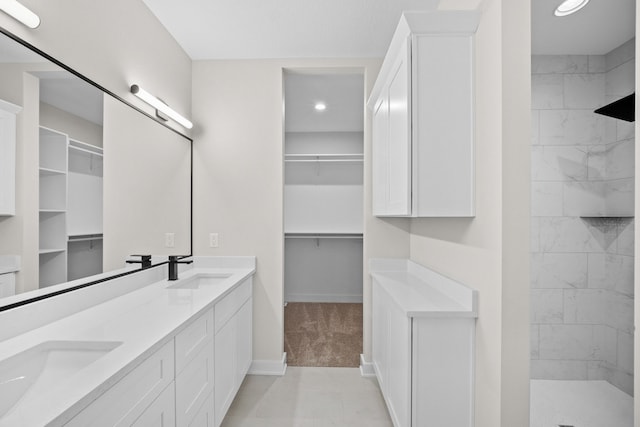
530, 380, 632, 427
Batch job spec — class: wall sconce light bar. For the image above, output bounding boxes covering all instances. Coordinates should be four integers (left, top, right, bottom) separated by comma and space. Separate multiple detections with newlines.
0, 0, 40, 29
130, 84, 193, 130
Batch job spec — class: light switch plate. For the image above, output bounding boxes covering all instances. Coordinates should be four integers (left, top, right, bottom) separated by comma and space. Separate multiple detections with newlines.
209, 233, 219, 248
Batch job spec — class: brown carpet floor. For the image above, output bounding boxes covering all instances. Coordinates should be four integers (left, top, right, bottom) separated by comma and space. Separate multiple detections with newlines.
284, 302, 363, 367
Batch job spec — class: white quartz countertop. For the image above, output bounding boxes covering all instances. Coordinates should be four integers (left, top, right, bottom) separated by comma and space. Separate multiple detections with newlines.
370, 258, 477, 318
0, 258, 255, 427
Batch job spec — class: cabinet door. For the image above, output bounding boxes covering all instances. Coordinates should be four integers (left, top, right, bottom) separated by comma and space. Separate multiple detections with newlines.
386, 37, 411, 216
131, 382, 176, 427
385, 301, 411, 427
371, 281, 388, 391
176, 339, 215, 427
214, 316, 236, 427
372, 97, 389, 216
236, 298, 252, 384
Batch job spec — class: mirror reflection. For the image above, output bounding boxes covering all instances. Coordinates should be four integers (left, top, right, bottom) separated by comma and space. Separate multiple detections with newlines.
0, 32, 191, 301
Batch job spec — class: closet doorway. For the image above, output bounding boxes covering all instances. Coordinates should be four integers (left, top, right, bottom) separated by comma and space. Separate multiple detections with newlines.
283, 69, 364, 367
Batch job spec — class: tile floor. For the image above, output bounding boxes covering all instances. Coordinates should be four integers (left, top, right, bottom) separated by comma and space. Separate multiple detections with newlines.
530, 380, 633, 427
221, 367, 393, 427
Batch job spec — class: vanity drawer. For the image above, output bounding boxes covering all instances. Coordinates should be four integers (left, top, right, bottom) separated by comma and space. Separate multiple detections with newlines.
215, 278, 252, 333
176, 336, 214, 426
65, 340, 175, 427
175, 307, 214, 373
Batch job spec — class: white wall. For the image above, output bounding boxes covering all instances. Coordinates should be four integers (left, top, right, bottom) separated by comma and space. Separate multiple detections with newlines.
0, 1, 191, 293
409, 0, 530, 426
192, 58, 385, 366
12, 0, 192, 130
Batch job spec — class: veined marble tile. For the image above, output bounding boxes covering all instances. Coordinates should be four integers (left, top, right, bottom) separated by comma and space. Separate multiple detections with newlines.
617, 331, 633, 373
532, 55, 588, 74
564, 289, 633, 333
532, 74, 564, 109
605, 39, 635, 72
605, 254, 634, 297
530, 359, 588, 380
531, 146, 588, 181
531, 110, 540, 145
606, 140, 634, 180
616, 219, 634, 256
531, 289, 564, 324
604, 178, 634, 216
531, 252, 587, 289
593, 325, 617, 365
563, 181, 605, 216
586, 145, 607, 180
539, 324, 597, 360
531, 325, 540, 359
587, 253, 607, 289
605, 60, 635, 98
616, 120, 635, 142
539, 217, 607, 252
564, 74, 605, 109
532, 182, 563, 216
539, 110, 605, 146
604, 116, 618, 144
588, 55, 606, 73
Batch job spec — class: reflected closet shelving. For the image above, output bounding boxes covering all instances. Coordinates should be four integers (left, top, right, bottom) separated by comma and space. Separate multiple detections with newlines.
38, 126, 103, 287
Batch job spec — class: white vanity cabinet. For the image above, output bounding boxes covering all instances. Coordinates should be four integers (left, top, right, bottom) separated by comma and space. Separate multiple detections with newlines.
368, 11, 479, 217
175, 308, 215, 426
370, 259, 477, 427
65, 340, 176, 427
214, 277, 253, 427
0, 99, 21, 216
64, 276, 253, 427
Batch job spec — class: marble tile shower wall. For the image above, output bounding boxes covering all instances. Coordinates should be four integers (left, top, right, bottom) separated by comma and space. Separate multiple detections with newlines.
531, 39, 635, 396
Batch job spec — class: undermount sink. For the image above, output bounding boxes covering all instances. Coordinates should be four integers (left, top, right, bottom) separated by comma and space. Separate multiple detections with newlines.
167, 273, 232, 289
0, 340, 122, 418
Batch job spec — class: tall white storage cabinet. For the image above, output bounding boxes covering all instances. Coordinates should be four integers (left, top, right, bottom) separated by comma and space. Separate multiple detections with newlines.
369, 11, 479, 217
38, 126, 103, 287
370, 259, 478, 427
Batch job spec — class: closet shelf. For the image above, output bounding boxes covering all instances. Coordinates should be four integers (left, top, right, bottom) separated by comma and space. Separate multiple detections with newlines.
68, 234, 103, 242
285, 232, 363, 239
39, 167, 65, 176
39, 209, 66, 214
285, 153, 363, 163
39, 248, 66, 255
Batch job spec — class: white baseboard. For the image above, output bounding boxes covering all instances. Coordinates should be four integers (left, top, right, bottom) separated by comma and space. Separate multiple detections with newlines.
285, 294, 363, 303
359, 354, 376, 377
248, 352, 287, 376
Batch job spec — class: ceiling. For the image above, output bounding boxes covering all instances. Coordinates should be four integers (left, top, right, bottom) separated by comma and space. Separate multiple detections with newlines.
141, 0, 440, 59
284, 72, 364, 132
142, 0, 636, 59
531, 0, 635, 55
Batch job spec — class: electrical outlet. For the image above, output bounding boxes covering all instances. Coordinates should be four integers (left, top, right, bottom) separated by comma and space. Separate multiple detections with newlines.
165, 232, 175, 248
209, 233, 219, 248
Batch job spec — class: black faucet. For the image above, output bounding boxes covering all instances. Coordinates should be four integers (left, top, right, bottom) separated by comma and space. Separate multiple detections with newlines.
168, 255, 193, 281
126, 254, 152, 269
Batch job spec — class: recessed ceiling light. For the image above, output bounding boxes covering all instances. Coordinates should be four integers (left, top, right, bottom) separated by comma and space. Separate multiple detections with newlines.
554, 0, 589, 17
314, 102, 327, 111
